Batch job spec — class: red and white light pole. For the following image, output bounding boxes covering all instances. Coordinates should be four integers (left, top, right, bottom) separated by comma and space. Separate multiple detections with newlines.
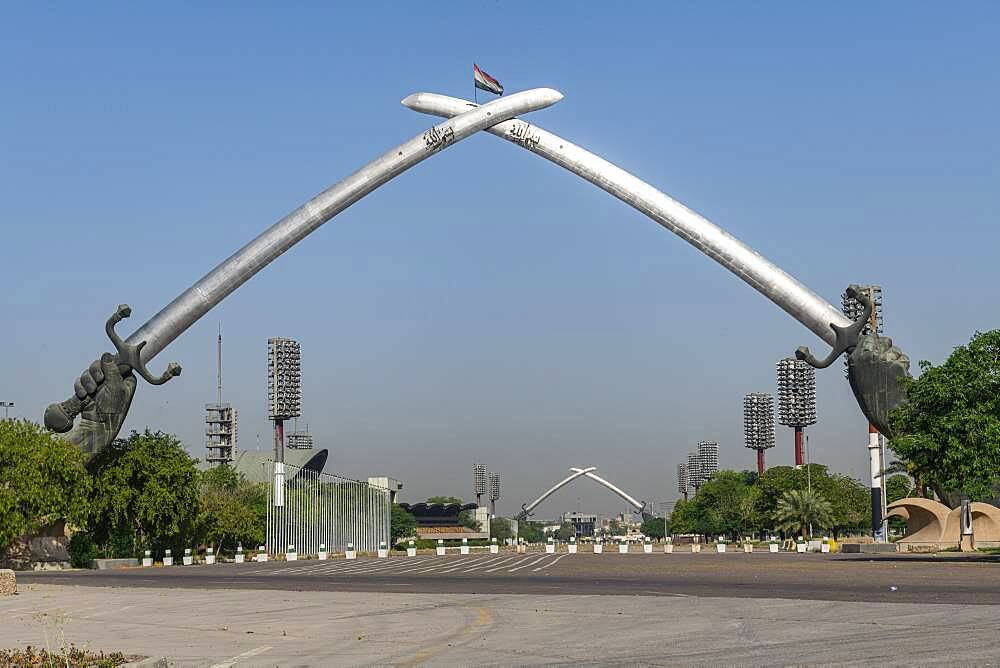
776, 359, 817, 468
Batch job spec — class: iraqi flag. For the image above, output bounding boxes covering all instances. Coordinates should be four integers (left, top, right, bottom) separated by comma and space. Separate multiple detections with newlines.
473, 63, 504, 96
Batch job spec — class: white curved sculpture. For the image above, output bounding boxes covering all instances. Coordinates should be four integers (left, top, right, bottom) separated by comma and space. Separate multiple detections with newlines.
519, 467, 647, 520
403, 92, 851, 348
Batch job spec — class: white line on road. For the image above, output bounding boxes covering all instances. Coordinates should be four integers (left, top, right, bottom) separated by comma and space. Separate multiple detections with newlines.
506, 556, 550, 573
459, 555, 521, 573
210, 645, 272, 668
533, 554, 567, 571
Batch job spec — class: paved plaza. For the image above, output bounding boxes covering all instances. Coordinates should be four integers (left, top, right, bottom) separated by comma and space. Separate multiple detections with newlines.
6, 552, 1000, 665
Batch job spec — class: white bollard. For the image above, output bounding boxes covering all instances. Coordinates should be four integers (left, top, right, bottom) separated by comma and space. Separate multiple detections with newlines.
545, 538, 555, 554
142, 550, 153, 568
286, 544, 297, 561
378, 541, 389, 558
691, 542, 701, 553
717, 540, 727, 554
460, 538, 470, 556
318, 543, 328, 560
436, 539, 446, 557
346, 543, 357, 560
235, 545, 245, 564
256, 545, 268, 562
568, 536, 578, 554
769, 539, 779, 553
664, 539, 674, 554
182, 548, 193, 566
618, 541, 629, 554
821, 536, 830, 553
796, 538, 807, 553
490, 538, 499, 554
594, 539, 603, 554
205, 547, 216, 565
163, 549, 173, 566
407, 540, 417, 557
643, 540, 653, 554
743, 541, 753, 554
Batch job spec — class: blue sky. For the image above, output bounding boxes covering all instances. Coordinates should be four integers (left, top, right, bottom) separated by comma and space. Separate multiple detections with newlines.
1, 3, 997, 517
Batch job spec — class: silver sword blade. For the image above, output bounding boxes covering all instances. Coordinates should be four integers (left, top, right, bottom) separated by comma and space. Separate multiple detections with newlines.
125, 88, 563, 365
402, 92, 850, 347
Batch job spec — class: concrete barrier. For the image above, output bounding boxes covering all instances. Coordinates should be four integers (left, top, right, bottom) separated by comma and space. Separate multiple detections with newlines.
318, 544, 328, 561
691, 543, 701, 553
346, 543, 357, 560
643, 540, 652, 554
618, 541, 629, 554
594, 541, 603, 554
205, 547, 216, 565
286, 544, 297, 561
743, 542, 753, 554
490, 538, 499, 554
235, 545, 245, 564
568, 537, 578, 554
142, 550, 153, 568
407, 540, 417, 557
378, 542, 389, 558
545, 538, 555, 554
0, 569, 15, 596
796, 539, 807, 554
664, 540, 673, 554
163, 549, 173, 566
769, 540, 779, 553
182, 549, 193, 566
821, 537, 830, 553
716, 541, 726, 553
436, 540, 445, 557
91, 558, 139, 570
255, 545, 267, 562
460, 538, 470, 556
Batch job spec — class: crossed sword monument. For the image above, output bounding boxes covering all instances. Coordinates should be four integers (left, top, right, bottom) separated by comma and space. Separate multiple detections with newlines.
44, 85, 910, 471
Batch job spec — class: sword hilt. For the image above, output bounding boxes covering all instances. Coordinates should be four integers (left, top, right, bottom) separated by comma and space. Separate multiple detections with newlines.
795, 284, 872, 369
44, 304, 181, 433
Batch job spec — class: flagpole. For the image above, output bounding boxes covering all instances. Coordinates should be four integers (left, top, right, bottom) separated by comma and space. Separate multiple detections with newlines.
473, 64, 478, 105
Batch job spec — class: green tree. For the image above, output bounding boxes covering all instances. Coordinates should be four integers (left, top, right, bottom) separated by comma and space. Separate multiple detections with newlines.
87, 429, 200, 557
556, 522, 576, 541
640, 516, 668, 539
490, 517, 513, 542
517, 520, 545, 543
890, 330, 1000, 503
425, 496, 463, 504
391, 504, 417, 543
0, 420, 90, 559
773, 489, 834, 538
196, 465, 266, 554
693, 470, 753, 539
885, 474, 913, 505
755, 465, 868, 537
668, 499, 701, 535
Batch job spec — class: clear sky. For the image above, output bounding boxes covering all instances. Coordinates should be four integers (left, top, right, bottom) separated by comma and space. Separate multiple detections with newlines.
2, 3, 997, 518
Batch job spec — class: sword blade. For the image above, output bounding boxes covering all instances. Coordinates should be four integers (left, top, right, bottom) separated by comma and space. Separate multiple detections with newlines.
126, 88, 564, 364
402, 92, 849, 347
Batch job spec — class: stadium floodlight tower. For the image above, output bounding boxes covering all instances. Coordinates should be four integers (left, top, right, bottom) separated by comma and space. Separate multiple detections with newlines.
489, 472, 501, 518
205, 325, 237, 465
743, 393, 775, 475
697, 441, 719, 482
687, 452, 703, 492
677, 462, 689, 501
776, 358, 817, 467
267, 337, 301, 465
842, 285, 887, 540
473, 464, 487, 507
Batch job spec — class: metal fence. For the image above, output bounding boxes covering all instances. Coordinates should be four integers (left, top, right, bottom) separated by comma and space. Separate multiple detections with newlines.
264, 460, 390, 556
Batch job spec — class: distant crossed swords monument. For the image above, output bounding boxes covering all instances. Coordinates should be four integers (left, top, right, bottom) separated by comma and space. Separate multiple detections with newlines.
43, 85, 910, 461
517, 467, 652, 522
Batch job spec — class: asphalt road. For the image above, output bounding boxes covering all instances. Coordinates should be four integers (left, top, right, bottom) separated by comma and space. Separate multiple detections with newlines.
19, 551, 1000, 605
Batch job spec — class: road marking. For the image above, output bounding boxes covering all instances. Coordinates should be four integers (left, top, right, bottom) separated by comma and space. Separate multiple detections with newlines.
506, 556, 549, 572
460, 555, 521, 573
210, 645, 272, 668
533, 554, 567, 571
397, 607, 492, 666
437, 556, 498, 573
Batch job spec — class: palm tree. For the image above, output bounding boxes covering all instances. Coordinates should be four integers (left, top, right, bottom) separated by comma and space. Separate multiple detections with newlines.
773, 489, 834, 538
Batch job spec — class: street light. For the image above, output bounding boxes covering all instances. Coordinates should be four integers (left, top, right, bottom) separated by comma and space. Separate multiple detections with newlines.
743, 393, 775, 475
776, 358, 817, 467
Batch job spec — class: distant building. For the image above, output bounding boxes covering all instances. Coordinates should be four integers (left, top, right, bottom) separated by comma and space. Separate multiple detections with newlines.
562, 511, 598, 537
396, 502, 487, 541
367, 476, 403, 505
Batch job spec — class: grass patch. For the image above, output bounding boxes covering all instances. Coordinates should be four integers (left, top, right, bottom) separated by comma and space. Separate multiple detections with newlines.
0, 645, 140, 667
